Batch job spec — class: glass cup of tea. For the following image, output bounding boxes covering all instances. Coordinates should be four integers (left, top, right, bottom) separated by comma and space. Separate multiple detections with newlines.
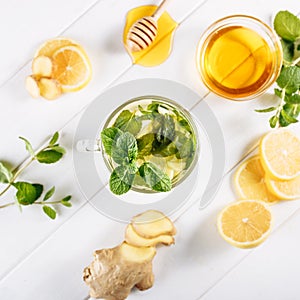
77, 96, 199, 194
196, 15, 283, 101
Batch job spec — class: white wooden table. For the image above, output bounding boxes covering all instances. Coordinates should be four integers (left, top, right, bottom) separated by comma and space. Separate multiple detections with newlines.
1, 0, 300, 299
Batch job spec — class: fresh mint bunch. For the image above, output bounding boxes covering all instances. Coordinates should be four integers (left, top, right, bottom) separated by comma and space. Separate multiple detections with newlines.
101, 107, 173, 195
256, 11, 300, 128
101, 102, 197, 195
0, 132, 72, 219
102, 128, 171, 195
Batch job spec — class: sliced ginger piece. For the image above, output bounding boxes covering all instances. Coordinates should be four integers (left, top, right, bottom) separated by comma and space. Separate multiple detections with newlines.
125, 224, 174, 247
25, 75, 40, 98
132, 210, 176, 239
32, 55, 53, 77
39, 78, 62, 100
119, 242, 156, 263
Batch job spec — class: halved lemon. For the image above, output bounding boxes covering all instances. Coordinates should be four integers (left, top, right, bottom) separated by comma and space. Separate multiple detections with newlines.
265, 175, 300, 200
52, 45, 92, 92
234, 155, 279, 203
34, 37, 78, 58
217, 199, 272, 248
260, 129, 300, 180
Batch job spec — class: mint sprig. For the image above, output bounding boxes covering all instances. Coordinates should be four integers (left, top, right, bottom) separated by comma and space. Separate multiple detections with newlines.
256, 10, 300, 128
0, 132, 72, 219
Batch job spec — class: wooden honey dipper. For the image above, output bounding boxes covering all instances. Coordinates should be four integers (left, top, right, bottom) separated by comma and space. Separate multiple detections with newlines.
126, 0, 171, 52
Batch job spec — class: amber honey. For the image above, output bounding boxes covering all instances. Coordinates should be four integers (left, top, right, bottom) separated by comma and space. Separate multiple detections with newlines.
123, 5, 178, 67
197, 15, 282, 100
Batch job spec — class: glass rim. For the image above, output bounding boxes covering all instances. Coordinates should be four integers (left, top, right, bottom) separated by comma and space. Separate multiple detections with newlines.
101, 95, 200, 193
196, 14, 283, 101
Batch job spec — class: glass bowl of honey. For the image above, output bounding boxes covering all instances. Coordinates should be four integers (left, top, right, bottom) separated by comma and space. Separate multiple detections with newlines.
196, 15, 283, 101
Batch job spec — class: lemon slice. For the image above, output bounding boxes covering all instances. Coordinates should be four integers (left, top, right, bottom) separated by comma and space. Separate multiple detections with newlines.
234, 155, 279, 203
166, 155, 185, 178
217, 199, 272, 248
265, 175, 300, 200
144, 155, 167, 171
34, 37, 78, 58
52, 45, 92, 92
260, 129, 300, 180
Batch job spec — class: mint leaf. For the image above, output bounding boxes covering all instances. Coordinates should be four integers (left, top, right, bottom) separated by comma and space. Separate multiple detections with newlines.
274, 88, 283, 98
111, 132, 137, 165
109, 165, 135, 195
49, 146, 66, 154
281, 109, 298, 124
255, 107, 277, 113
173, 110, 193, 134
281, 39, 294, 62
0, 162, 13, 183
19, 136, 35, 157
147, 102, 160, 113
139, 162, 171, 192
173, 132, 194, 159
43, 205, 56, 219
137, 133, 155, 158
279, 104, 300, 127
61, 201, 72, 207
148, 102, 169, 112
13, 182, 43, 205
33, 184, 43, 200
269, 115, 279, 128
127, 163, 138, 174
153, 141, 178, 157
285, 94, 300, 104
61, 195, 72, 202
49, 132, 59, 146
101, 127, 122, 156
113, 110, 142, 136
154, 114, 175, 144
43, 186, 55, 201
138, 105, 149, 114
276, 66, 300, 94
274, 11, 300, 42
36, 150, 63, 164
285, 104, 300, 118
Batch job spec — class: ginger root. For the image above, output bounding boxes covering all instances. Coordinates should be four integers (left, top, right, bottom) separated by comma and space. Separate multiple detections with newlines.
83, 210, 176, 299
83, 242, 156, 300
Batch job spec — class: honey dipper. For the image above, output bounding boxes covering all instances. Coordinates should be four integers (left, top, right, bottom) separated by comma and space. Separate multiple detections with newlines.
126, 0, 171, 52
